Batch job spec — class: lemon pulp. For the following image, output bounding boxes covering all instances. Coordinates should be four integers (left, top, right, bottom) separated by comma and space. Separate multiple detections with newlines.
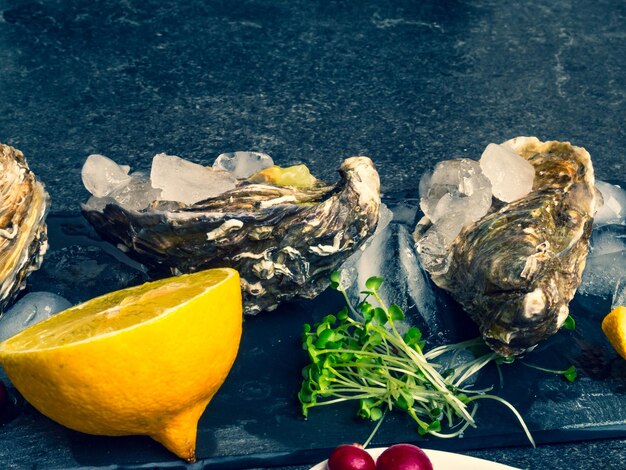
2, 270, 226, 351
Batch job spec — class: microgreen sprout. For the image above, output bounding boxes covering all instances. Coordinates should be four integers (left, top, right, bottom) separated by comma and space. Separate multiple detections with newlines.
298, 272, 537, 446
562, 315, 576, 331
520, 362, 578, 382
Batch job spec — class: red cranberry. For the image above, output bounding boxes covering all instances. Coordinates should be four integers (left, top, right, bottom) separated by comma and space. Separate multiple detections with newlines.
328, 444, 376, 470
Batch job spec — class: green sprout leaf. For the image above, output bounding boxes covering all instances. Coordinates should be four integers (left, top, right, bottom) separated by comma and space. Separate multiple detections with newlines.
372, 307, 388, 326
429, 407, 443, 420
496, 355, 515, 365
563, 315, 576, 331
388, 304, 405, 321
337, 307, 349, 321
403, 327, 422, 346
368, 332, 383, 347
395, 392, 415, 410
563, 365, 578, 382
370, 407, 383, 421
365, 276, 384, 291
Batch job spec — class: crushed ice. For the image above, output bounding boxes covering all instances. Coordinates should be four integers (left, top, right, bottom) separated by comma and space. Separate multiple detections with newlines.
612, 278, 626, 310
81, 150, 277, 210
339, 199, 456, 340
416, 158, 493, 274
415, 141, 544, 275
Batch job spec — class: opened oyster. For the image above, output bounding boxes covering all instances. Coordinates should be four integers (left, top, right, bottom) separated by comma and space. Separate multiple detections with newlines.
82, 156, 381, 314
416, 137, 598, 356
0, 144, 49, 312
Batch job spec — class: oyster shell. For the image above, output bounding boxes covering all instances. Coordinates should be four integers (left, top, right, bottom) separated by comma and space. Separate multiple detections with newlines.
82, 157, 381, 314
0, 144, 50, 312
422, 137, 598, 356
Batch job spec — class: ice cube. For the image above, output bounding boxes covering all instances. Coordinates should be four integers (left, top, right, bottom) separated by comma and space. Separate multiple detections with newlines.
416, 159, 493, 275
109, 173, 161, 211
594, 180, 626, 227
339, 204, 393, 293
589, 227, 626, 257
612, 277, 626, 309
415, 219, 459, 275
579, 250, 626, 298
419, 159, 492, 224
391, 199, 420, 225
151, 153, 237, 205
213, 151, 274, 179
82, 195, 117, 212
81, 154, 133, 197
340, 201, 465, 339
479, 143, 535, 203
397, 224, 439, 332
579, 225, 626, 298
0, 292, 72, 342
340, 217, 445, 337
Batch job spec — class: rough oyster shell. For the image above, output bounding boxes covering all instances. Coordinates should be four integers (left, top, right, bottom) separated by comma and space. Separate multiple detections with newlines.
0, 144, 50, 312
82, 157, 381, 314
425, 137, 597, 356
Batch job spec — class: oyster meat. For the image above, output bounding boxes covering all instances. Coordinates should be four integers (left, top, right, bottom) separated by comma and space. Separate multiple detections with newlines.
417, 137, 598, 356
82, 156, 381, 314
0, 144, 50, 312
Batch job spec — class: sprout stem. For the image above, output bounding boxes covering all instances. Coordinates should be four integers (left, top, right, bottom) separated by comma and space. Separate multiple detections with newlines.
362, 408, 387, 449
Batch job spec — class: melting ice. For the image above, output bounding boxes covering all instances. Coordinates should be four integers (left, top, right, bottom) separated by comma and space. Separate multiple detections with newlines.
0, 292, 72, 342
578, 180, 626, 300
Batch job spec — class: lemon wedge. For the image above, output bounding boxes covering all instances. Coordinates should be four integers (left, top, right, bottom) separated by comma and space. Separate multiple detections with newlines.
249, 164, 317, 188
0, 268, 242, 462
602, 306, 626, 360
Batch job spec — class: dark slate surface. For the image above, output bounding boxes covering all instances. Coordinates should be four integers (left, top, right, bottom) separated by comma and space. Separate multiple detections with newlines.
0, 211, 623, 470
1, 0, 625, 212
0, 0, 625, 468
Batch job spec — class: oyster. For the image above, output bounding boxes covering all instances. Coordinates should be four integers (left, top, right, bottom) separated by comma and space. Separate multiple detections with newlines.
82, 157, 381, 314
0, 144, 50, 312
418, 137, 598, 356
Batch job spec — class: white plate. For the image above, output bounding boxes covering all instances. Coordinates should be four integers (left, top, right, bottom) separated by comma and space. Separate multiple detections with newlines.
310, 447, 520, 470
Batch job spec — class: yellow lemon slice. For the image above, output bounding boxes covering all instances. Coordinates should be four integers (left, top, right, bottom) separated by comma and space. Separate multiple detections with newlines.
602, 306, 626, 360
249, 164, 318, 188
0, 268, 242, 462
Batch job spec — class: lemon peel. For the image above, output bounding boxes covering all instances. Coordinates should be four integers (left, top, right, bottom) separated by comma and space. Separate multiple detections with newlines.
602, 306, 626, 360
